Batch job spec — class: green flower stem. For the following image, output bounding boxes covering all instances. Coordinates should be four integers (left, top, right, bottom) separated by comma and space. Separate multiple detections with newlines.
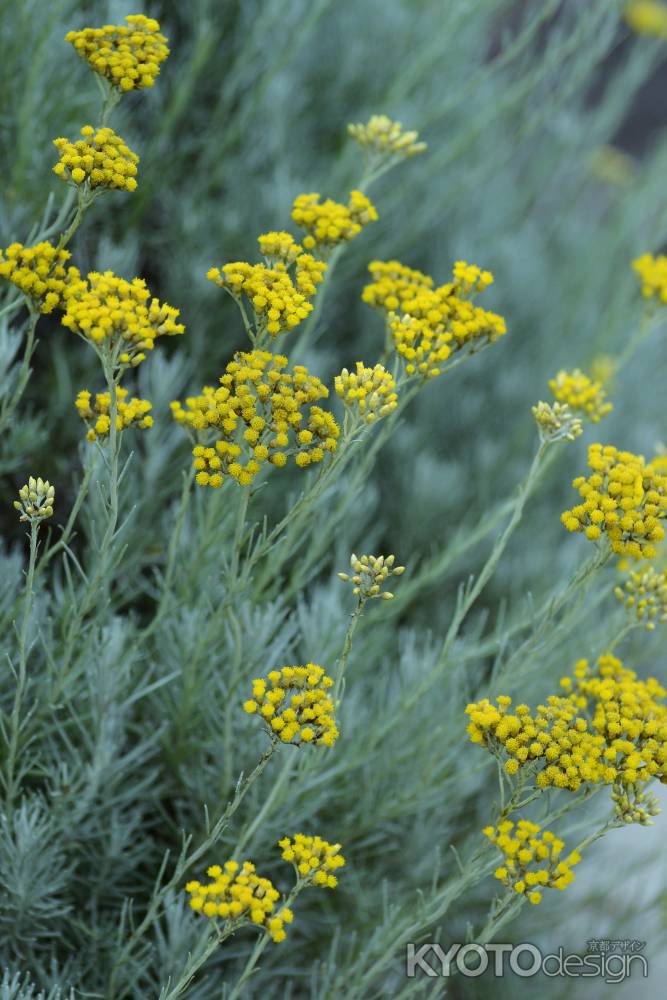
38, 453, 95, 573
160, 925, 232, 1000
333, 598, 365, 703
226, 883, 302, 1000
4, 518, 39, 817
228, 486, 250, 587
231, 749, 296, 858
108, 741, 278, 1000
614, 308, 664, 373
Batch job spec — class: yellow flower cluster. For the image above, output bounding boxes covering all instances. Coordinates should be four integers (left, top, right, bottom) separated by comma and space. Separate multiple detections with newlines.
364, 259, 505, 378
548, 369, 612, 423
207, 261, 315, 337
625, 1, 667, 39
532, 401, 582, 443
338, 552, 405, 602
291, 190, 378, 254
0, 242, 80, 314
185, 861, 292, 942
66, 14, 170, 92
334, 363, 398, 423
561, 443, 667, 558
278, 835, 345, 888
257, 231, 303, 266
615, 565, 667, 630
61, 270, 184, 366
243, 664, 338, 747
347, 115, 427, 159
53, 126, 139, 193
483, 821, 582, 905
467, 654, 667, 795
633, 252, 667, 303
75, 388, 153, 442
14, 477, 55, 523
171, 351, 339, 488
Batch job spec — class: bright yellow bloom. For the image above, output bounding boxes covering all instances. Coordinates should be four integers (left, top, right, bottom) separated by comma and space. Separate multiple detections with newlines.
0, 241, 80, 314
633, 252, 667, 303
278, 834, 345, 888
257, 231, 303, 266
66, 14, 170, 92
61, 270, 184, 366
172, 350, 339, 488
13, 477, 55, 523
53, 126, 139, 193
334, 363, 398, 423
561, 443, 667, 559
185, 861, 290, 942
75, 388, 153, 442
208, 259, 317, 337
365, 258, 505, 378
485, 821, 581, 902
244, 664, 338, 747
347, 114, 427, 159
625, 1, 667, 39
548, 369, 612, 423
338, 552, 405, 602
291, 190, 377, 255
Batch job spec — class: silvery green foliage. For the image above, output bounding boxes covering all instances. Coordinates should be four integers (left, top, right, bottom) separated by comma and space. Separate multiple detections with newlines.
1, 0, 667, 997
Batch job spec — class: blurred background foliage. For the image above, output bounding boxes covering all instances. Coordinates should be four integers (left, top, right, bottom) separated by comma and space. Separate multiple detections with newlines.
1, 0, 667, 997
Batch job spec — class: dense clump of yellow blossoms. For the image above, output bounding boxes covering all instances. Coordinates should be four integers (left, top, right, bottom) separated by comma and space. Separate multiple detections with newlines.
364, 259, 505, 378
207, 247, 325, 338
243, 664, 338, 747
75, 388, 153, 441
185, 862, 292, 942
66, 14, 170, 92
483, 821, 582, 905
625, 1, 667, 39
334, 363, 398, 422
615, 564, 667, 630
61, 271, 184, 366
467, 654, 667, 798
14, 477, 55, 523
278, 834, 345, 888
548, 369, 612, 423
633, 252, 667, 303
53, 126, 139, 193
291, 190, 378, 254
0, 242, 80, 314
561, 443, 667, 558
172, 350, 339, 488
348, 114, 427, 159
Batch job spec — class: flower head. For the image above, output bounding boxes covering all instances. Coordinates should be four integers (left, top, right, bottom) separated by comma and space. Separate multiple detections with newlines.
53, 126, 139, 193
278, 835, 345, 888
75, 388, 153, 442
0, 242, 80, 314
172, 350, 339, 488
633, 252, 667, 303
561, 443, 667, 558
615, 565, 667, 630
207, 260, 317, 338
243, 664, 338, 747
338, 552, 405, 602
61, 270, 184, 367
548, 369, 612, 423
14, 477, 55, 523
484, 821, 582, 902
66, 14, 170, 92
532, 401, 582, 443
365, 258, 505, 378
348, 114, 427, 160
625, 1, 667, 39
185, 861, 291, 942
334, 363, 398, 423
291, 190, 378, 255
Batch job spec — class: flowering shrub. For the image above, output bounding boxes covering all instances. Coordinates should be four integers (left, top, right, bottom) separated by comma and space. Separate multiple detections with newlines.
1, 4, 667, 999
